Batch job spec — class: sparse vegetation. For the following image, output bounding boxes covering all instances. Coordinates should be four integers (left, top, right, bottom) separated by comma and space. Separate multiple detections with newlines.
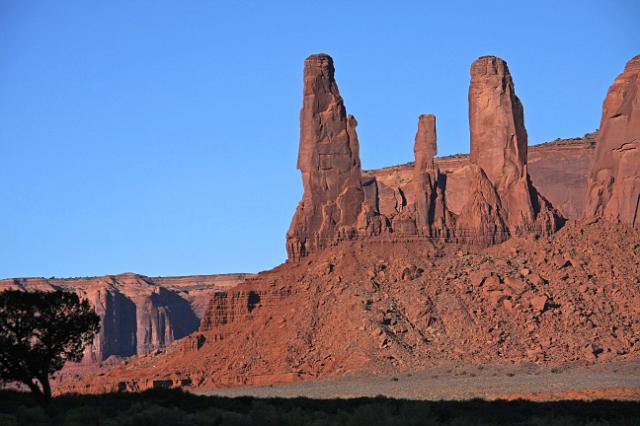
0, 291, 100, 405
0, 389, 638, 426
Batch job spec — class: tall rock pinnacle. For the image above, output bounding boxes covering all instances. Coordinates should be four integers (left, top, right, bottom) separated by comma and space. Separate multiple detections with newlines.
458, 56, 562, 242
286, 54, 365, 260
413, 114, 437, 234
414, 114, 437, 172
469, 56, 527, 190
585, 54, 640, 227
413, 114, 452, 235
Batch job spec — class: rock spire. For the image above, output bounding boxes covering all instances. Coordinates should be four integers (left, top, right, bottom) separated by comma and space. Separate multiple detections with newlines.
585, 54, 640, 227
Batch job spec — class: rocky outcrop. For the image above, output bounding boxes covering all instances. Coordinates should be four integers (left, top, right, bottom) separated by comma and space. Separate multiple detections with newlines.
286, 54, 566, 260
468, 56, 527, 187
363, 133, 596, 220
412, 114, 453, 237
456, 56, 562, 243
585, 55, 640, 226
286, 54, 365, 260
527, 133, 596, 218
63, 220, 640, 394
52, 53, 640, 395
454, 165, 508, 245
0, 273, 252, 363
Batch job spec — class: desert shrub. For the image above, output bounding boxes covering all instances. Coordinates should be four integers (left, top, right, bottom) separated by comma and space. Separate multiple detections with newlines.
1, 390, 640, 425
0, 414, 17, 426
182, 407, 255, 426
118, 403, 186, 426
62, 406, 103, 426
14, 405, 49, 426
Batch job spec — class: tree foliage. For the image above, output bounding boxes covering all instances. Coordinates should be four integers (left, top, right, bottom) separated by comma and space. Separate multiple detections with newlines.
0, 290, 100, 403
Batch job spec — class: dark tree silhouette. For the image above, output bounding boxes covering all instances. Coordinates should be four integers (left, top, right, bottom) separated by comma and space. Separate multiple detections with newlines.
0, 290, 100, 404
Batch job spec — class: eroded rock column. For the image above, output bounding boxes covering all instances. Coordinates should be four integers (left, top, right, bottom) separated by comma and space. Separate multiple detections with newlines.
585, 55, 640, 227
458, 56, 562, 243
287, 54, 365, 260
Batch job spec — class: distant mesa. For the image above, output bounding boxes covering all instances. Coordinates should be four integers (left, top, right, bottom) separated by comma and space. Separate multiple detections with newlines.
0, 272, 253, 371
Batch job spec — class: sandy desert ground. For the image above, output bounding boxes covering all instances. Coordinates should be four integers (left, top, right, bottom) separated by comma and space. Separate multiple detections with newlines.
201, 360, 640, 401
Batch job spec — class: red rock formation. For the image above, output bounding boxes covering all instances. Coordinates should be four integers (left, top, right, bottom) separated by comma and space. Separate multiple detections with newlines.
454, 165, 508, 245
51, 54, 640, 396
468, 56, 527, 187
527, 133, 596, 218
413, 114, 453, 237
60, 220, 640, 394
457, 56, 562, 243
287, 54, 365, 260
362, 133, 596, 219
0, 272, 252, 364
586, 55, 640, 226
287, 54, 565, 257
413, 114, 437, 235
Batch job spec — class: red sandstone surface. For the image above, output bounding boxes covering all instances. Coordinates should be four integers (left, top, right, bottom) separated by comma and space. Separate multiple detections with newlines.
58, 219, 640, 393
586, 55, 640, 226
7, 53, 640, 397
365, 132, 596, 221
0, 273, 252, 365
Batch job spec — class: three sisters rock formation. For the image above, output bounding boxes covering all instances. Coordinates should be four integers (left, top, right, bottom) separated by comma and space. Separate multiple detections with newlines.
55, 52, 640, 394
287, 54, 567, 260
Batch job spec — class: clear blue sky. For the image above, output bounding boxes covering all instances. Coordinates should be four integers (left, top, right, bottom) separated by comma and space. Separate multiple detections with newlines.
1, 1, 638, 278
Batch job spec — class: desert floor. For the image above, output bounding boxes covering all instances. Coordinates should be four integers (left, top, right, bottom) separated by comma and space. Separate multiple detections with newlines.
199, 360, 640, 401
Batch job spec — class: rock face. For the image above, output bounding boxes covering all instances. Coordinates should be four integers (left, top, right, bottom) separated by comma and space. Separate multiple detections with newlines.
64, 220, 640, 394
586, 55, 640, 226
527, 133, 596, 218
363, 133, 596, 220
412, 114, 453, 237
0, 273, 252, 364
287, 55, 561, 261
456, 56, 562, 243
286, 54, 365, 260
468, 56, 527, 187
286, 54, 564, 261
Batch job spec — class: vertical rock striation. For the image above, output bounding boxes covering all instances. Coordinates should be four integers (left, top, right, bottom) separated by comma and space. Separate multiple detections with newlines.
287, 54, 365, 259
0, 273, 250, 364
585, 55, 640, 227
468, 57, 527, 187
286, 53, 563, 259
413, 114, 453, 237
457, 56, 562, 243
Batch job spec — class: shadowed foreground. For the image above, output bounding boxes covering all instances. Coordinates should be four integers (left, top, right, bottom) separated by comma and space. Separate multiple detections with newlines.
1, 389, 639, 426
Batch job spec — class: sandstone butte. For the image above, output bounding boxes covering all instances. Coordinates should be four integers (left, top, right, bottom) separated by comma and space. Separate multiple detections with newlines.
0, 273, 253, 383
8, 53, 640, 395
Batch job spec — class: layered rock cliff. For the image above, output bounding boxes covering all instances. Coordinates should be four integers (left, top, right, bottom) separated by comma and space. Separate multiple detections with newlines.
363, 133, 597, 220
585, 55, 640, 226
0, 273, 252, 363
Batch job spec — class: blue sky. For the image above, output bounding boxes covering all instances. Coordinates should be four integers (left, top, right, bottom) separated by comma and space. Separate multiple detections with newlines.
0, 1, 638, 278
